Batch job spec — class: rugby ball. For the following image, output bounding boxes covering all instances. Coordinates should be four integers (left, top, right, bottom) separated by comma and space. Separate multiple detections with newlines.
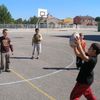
69, 32, 80, 47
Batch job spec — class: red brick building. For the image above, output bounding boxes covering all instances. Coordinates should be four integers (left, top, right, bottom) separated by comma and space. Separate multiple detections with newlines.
73, 16, 97, 25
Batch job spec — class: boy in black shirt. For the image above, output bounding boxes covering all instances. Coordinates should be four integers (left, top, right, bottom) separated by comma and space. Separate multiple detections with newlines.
70, 37, 100, 100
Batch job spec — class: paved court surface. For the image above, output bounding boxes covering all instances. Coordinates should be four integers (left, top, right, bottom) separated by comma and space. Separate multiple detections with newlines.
0, 29, 100, 100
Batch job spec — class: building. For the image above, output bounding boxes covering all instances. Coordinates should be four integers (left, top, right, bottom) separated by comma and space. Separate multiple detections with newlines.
73, 16, 97, 26
63, 17, 73, 24
39, 15, 62, 28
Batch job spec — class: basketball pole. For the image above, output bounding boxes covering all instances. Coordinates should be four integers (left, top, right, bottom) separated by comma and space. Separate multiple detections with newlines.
36, 17, 41, 28
46, 13, 49, 28
46, 13, 49, 34
36, 15, 44, 28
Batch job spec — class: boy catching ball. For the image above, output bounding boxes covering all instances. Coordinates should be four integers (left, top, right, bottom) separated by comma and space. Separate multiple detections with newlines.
70, 36, 100, 100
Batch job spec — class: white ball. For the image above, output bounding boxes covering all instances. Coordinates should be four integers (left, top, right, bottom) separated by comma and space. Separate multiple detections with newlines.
69, 32, 80, 47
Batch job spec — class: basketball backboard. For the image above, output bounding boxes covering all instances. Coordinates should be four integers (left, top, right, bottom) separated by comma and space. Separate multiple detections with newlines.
38, 8, 48, 18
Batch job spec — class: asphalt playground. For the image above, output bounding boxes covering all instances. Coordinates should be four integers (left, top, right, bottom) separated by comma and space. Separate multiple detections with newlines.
0, 29, 100, 100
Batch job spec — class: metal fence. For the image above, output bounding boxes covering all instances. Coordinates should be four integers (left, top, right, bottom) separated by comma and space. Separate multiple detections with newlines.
0, 24, 36, 29
0, 24, 97, 29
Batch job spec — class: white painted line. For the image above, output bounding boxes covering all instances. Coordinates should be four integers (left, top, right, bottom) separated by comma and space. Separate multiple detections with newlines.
0, 53, 75, 86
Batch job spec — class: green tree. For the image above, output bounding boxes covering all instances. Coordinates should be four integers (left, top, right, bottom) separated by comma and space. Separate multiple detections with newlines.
95, 17, 100, 22
0, 4, 12, 24
28, 16, 38, 24
95, 17, 100, 32
15, 18, 23, 24
23, 19, 29, 24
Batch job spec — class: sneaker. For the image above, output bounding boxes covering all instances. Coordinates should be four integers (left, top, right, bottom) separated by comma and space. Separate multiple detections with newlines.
31, 56, 34, 59
36, 57, 39, 59
5, 69, 11, 72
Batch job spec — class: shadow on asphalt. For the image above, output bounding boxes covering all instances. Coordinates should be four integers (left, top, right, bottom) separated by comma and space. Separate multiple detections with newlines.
43, 67, 79, 70
52, 35, 100, 42
10, 56, 32, 59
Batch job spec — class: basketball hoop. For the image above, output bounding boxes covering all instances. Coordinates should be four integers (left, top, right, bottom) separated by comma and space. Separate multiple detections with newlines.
38, 9, 47, 18
40, 11, 45, 17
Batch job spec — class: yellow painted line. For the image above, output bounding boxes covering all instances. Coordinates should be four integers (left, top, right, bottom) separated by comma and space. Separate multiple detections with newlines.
11, 69, 56, 100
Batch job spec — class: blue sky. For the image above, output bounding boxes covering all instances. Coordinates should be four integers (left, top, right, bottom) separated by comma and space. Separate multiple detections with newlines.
0, 0, 100, 19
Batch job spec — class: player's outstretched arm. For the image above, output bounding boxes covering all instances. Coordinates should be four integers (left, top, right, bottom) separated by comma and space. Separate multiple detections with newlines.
76, 38, 89, 61
73, 47, 80, 57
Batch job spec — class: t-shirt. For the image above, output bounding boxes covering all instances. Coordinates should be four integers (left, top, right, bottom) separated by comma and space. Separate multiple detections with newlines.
0, 36, 13, 53
32, 33, 42, 44
76, 56, 97, 85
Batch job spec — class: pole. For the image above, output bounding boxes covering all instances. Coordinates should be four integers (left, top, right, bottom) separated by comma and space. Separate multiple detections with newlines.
36, 16, 43, 28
